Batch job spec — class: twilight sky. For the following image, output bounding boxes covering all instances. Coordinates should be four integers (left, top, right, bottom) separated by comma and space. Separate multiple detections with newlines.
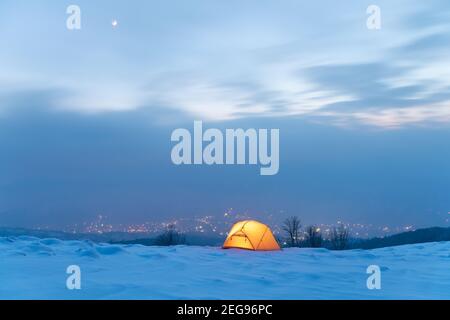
1, 0, 450, 229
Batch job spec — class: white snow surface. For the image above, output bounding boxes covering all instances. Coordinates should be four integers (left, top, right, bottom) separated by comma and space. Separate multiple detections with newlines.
0, 236, 449, 299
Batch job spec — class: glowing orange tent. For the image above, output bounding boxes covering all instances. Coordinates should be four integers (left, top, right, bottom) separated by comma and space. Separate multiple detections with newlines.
223, 220, 280, 251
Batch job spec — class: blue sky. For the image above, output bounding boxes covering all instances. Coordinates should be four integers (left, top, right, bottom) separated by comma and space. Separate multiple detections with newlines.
1, 1, 450, 230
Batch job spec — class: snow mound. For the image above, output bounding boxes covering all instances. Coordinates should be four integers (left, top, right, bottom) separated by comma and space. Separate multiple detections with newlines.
0, 238, 449, 299
95, 245, 127, 256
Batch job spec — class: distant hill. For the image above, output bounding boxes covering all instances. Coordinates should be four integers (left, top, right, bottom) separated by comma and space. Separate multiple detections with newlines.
0, 227, 155, 243
351, 227, 450, 249
114, 233, 223, 246
1, 226, 449, 249
0, 227, 224, 246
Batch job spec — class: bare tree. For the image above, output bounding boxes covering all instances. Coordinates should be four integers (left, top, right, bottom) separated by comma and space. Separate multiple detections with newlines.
305, 225, 323, 248
282, 216, 302, 247
154, 224, 186, 246
330, 224, 349, 250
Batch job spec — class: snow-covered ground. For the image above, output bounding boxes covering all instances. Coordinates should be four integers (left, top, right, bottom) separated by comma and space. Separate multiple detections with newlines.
0, 236, 449, 299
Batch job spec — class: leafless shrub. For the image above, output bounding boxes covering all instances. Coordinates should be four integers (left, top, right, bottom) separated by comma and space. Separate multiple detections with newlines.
330, 224, 349, 250
154, 224, 186, 246
305, 225, 323, 248
282, 216, 302, 247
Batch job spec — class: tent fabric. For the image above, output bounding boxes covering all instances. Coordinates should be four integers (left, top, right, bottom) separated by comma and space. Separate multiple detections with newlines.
222, 220, 281, 251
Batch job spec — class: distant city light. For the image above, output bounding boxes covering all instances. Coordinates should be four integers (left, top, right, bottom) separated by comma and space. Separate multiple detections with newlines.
34, 210, 414, 239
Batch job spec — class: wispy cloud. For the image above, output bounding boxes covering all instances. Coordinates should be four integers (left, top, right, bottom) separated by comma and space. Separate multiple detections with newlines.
1, 0, 450, 128
318, 102, 450, 128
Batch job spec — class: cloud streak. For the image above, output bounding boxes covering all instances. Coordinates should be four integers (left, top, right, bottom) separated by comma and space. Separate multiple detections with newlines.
1, 0, 450, 128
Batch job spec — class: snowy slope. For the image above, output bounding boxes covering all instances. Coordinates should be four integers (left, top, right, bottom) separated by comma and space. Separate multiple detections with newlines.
0, 236, 449, 299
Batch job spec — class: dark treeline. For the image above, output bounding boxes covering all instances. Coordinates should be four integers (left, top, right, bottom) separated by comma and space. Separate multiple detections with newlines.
281, 216, 349, 250
351, 226, 450, 249
1, 224, 449, 250
280, 216, 450, 250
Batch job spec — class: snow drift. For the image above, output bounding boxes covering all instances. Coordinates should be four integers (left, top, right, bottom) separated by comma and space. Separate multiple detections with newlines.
0, 236, 449, 299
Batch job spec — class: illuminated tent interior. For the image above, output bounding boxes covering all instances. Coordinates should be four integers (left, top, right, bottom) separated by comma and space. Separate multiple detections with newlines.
223, 220, 281, 251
